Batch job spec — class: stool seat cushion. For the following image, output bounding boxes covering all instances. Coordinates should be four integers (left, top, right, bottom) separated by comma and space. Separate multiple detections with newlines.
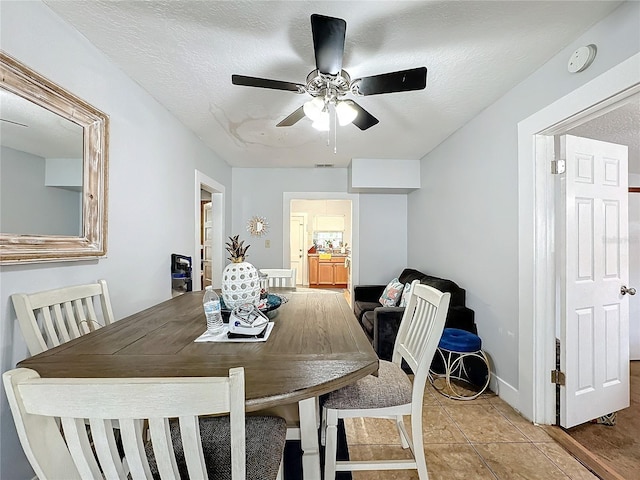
439, 328, 481, 352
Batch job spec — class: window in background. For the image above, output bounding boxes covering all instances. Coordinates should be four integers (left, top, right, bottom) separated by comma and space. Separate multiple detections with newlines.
313, 231, 344, 250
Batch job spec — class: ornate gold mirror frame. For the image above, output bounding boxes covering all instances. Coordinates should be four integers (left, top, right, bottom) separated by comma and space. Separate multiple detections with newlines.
247, 215, 269, 237
0, 52, 109, 264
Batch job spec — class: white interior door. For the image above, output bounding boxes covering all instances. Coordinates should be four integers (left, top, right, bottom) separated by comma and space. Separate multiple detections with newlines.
559, 134, 631, 428
290, 215, 305, 285
202, 202, 213, 289
629, 179, 640, 360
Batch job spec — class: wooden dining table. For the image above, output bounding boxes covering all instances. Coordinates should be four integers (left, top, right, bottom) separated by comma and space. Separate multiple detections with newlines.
17, 288, 379, 480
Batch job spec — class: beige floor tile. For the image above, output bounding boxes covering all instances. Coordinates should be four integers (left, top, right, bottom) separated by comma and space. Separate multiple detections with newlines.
474, 443, 570, 480
444, 403, 529, 443
428, 382, 495, 406
423, 443, 496, 480
421, 385, 441, 406
491, 402, 554, 443
535, 442, 598, 480
348, 444, 417, 480
344, 417, 403, 446
416, 406, 468, 444
342, 372, 611, 479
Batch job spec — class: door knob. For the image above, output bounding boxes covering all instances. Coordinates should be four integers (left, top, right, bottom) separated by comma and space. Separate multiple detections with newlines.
621, 285, 636, 296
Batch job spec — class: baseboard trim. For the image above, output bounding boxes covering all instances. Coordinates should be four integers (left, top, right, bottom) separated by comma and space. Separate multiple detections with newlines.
491, 374, 519, 410
542, 425, 625, 480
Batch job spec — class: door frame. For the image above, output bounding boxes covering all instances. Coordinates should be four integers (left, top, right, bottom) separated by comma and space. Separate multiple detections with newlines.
283, 192, 359, 298
517, 53, 640, 424
290, 213, 307, 286
194, 170, 225, 290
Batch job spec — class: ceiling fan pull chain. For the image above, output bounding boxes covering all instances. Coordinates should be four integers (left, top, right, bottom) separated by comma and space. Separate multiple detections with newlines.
334, 107, 338, 154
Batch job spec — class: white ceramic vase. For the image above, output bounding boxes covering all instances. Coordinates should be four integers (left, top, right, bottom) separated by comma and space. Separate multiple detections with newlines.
221, 261, 260, 309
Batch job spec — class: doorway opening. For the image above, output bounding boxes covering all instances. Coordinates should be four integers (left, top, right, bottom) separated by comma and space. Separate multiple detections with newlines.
517, 52, 639, 424
283, 192, 359, 304
518, 54, 639, 477
194, 170, 225, 291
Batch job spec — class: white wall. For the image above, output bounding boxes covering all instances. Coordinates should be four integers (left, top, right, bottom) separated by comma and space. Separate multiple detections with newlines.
232, 168, 408, 283
359, 194, 408, 284
408, 1, 640, 403
0, 2, 233, 479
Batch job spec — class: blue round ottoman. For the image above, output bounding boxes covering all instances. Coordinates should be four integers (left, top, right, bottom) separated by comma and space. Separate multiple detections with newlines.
429, 328, 490, 400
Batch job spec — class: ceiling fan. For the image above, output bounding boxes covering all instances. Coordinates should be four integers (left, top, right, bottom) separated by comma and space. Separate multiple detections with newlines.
231, 14, 427, 131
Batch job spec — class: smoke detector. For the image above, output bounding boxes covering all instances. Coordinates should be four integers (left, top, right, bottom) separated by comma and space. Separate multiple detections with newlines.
568, 44, 597, 73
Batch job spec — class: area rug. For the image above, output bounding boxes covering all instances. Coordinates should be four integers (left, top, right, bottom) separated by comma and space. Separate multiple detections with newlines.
283, 418, 351, 480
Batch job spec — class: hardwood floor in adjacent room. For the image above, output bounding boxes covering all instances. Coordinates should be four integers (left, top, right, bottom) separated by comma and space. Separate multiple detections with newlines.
343, 382, 598, 480
554, 360, 639, 480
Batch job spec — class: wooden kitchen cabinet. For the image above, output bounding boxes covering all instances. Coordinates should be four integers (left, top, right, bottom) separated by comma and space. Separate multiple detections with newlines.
308, 256, 318, 285
308, 255, 348, 287
318, 262, 335, 285
334, 261, 349, 285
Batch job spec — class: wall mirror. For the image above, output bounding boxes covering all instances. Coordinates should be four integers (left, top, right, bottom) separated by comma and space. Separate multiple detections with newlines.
247, 215, 269, 237
0, 51, 109, 264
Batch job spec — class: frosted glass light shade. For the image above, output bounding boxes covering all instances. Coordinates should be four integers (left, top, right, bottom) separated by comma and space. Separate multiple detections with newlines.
335, 100, 358, 126
312, 111, 330, 131
303, 97, 325, 121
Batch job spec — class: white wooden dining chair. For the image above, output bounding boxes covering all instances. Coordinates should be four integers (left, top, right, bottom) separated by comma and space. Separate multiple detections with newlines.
260, 268, 297, 287
11, 279, 115, 356
321, 283, 451, 479
3, 367, 287, 480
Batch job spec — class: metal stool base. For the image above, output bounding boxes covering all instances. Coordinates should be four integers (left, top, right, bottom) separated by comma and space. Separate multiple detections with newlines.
429, 347, 490, 400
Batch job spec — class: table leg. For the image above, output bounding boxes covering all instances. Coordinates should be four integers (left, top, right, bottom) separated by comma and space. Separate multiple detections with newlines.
298, 397, 321, 480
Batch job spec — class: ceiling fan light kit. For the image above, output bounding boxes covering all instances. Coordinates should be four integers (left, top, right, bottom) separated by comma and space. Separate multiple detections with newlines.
335, 100, 358, 126
231, 13, 428, 132
312, 111, 330, 131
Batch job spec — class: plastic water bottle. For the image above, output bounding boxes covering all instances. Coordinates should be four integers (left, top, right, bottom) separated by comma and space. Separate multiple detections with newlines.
203, 286, 223, 334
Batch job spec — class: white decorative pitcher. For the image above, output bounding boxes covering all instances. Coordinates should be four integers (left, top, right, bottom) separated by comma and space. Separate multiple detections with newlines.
221, 261, 260, 309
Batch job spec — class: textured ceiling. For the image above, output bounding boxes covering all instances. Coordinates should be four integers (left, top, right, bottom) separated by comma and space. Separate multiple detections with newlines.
43, 0, 622, 168
567, 96, 640, 173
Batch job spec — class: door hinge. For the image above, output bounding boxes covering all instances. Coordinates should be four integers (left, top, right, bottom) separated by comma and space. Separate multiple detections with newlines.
551, 369, 565, 385
551, 159, 566, 174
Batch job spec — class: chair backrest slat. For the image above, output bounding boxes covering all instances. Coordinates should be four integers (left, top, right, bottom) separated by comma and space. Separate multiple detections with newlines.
393, 282, 450, 380
120, 418, 153, 480
260, 268, 297, 288
60, 416, 103, 479
11, 280, 116, 356
40, 306, 62, 349
63, 301, 82, 338
178, 416, 209, 478
148, 417, 180, 478
3, 367, 247, 480
89, 418, 127, 479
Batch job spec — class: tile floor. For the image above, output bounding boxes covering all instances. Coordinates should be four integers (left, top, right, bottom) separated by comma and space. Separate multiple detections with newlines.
343, 383, 598, 480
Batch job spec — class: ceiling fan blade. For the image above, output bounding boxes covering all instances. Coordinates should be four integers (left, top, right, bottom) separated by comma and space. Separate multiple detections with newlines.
276, 106, 306, 127
232, 74, 305, 93
311, 14, 346, 76
350, 101, 379, 131
354, 67, 427, 96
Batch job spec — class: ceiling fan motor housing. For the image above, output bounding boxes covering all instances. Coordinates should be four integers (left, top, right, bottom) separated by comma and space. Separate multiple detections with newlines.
305, 69, 352, 104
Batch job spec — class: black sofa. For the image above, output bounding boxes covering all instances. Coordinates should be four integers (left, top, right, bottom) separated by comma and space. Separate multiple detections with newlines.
353, 268, 476, 362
